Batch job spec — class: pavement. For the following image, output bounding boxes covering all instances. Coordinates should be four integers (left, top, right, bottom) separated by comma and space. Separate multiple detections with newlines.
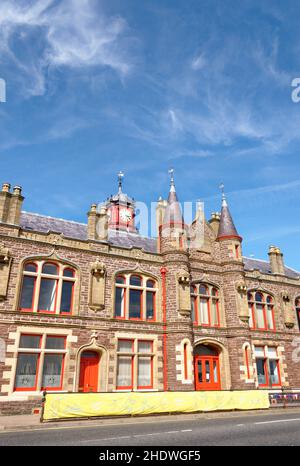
0, 406, 300, 432
1, 408, 300, 445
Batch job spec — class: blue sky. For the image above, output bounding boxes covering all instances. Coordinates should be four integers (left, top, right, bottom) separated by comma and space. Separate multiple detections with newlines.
1, 0, 300, 268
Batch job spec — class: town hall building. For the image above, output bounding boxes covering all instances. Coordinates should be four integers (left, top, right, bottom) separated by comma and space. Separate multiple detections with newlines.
0, 173, 299, 414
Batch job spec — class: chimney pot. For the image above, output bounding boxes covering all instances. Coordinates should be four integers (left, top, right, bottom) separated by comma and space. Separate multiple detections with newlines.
2, 183, 11, 193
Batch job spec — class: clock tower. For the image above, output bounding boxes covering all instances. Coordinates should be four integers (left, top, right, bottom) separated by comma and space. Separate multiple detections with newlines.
105, 172, 137, 232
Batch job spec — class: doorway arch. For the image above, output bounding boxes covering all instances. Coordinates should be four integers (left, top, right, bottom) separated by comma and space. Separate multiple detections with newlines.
79, 351, 100, 393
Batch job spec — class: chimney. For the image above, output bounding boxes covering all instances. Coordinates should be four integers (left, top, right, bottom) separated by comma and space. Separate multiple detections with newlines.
87, 204, 108, 241
7, 186, 24, 225
208, 212, 220, 236
0, 183, 24, 225
268, 245, 285, 275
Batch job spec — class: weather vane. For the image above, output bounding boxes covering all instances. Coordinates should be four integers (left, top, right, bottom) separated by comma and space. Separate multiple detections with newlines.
219, 182, 225, 200
118, 171, 124, 192
168, 168, 174, 185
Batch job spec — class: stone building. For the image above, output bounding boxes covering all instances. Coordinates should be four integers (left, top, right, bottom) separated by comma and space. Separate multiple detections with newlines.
0, 173, 299, 415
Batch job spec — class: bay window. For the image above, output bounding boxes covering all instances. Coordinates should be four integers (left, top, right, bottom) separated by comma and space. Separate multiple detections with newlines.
114, 274, 157, 321
191, 283, 220, 327
14, 333, 67, 391
116, 338, 154, 390
19, 261, 76, 315
248, 292, 275, 331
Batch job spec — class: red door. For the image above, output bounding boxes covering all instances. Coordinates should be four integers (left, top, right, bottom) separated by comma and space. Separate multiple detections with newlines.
79, 351, 99, 393
194, 355, 221, 391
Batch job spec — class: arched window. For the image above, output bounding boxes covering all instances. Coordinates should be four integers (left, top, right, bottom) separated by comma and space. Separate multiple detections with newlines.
248, 291, 275, 331
296, 298, 300, 330
114, 274, 158, 321
19, 261, 76, 315
191, 284, 220, 327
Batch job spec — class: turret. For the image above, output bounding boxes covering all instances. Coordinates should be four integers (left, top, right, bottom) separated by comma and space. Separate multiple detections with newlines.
216, 185, 242, 260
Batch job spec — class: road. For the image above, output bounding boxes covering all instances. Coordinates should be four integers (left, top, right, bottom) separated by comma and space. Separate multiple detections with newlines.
0, 410, 300, 446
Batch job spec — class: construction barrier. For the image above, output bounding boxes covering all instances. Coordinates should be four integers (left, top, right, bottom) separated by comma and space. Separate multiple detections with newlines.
42, 390, 270, 421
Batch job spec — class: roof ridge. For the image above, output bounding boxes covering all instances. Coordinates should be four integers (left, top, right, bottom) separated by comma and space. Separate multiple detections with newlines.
21, 211, 87, 227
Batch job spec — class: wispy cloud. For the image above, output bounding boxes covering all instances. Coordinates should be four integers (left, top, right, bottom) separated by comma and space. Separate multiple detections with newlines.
0, 0, 133, 97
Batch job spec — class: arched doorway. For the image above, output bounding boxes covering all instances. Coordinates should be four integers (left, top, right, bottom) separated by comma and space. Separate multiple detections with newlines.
79, 351, 100, 392
194, 344, 221, 391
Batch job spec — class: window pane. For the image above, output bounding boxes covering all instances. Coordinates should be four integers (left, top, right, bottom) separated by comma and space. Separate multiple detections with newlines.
20, 276, 35, 310
117, 340, 133, 352
38, 279, 57, 311
146, 279, 155, 288
15, 354, 38, 389
130, 275, 142, 286
46, 336, 65, 350
63, 268, 75, 277
24, 263, 37, 273
267, 347, 277, 358
256, 358, 267, 385
254, 347, 265, 357
199, 298, 209, 324
116, 275, 125, 284
267, 306, 274, 330
247, 292, 253, 301
138, 357, 152, 387
115, 287, 125, 318
129, 289, 142, 319
117, 356, 132, 388
42, 354, 63, 389
191, 296, 196, 322
146, 291, 155, 320
138, 341, 152, 353
19, 335, 41, 349
197, 360, 203, 383
255, 292, 263, 302
42, 263, 58, 275
269, 360, 280, 385
255, 304, 265, 328
61, 281, 74, 313
211, 288, 218, 297
199, 285, 207, 295
205, 360, 210, 382
211, 300, 219, 326
266, 295, 272, 304
213, 360, 218, 383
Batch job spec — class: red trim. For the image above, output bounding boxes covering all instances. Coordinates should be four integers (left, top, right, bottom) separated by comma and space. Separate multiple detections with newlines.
20, 274, 37, 312
115, 284, 126, 319
217, 234, 243, 242
183, 343, 188, 380
42, 262, 59, 275
249, 293, 276, 331
245, 345, 251, 380
160, 267, 168, 392
116, 354, 134, 390
60, 280, 75, 315
146, 290, 156, 321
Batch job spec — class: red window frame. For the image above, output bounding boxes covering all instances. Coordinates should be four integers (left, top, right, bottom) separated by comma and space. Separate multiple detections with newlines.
296, 298, 300, 330
192, 284, 220, 327
146, 289, 156, 322
114, 275, 127, 320
37, 277, 59, 314
41, 353, 65, 391
256, 347, 281, 388
116, 339, 134, 390
137, 340, 153, 390
245, 345, 251, 380
248, 292, 275, 331
60, 279, 75, 316
20, 263, 38, 312
14, 353, 40, 391
128, 286, 143, 320
183, 342, 188, 381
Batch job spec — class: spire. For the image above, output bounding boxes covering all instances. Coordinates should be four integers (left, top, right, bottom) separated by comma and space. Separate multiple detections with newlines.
118, 170, 124, 194
217, 184, 242, 241
162, 168, 184, 226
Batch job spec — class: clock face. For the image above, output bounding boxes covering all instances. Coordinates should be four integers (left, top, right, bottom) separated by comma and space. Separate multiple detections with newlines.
120, 208, 132, 222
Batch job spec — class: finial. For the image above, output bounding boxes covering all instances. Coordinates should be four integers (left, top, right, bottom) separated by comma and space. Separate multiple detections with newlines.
219, 182, 227, 206
168, 168, 175, 191
118, 171, 124, 193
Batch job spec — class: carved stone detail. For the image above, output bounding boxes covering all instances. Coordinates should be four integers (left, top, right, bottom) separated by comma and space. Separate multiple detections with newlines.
89, 261, 106, 310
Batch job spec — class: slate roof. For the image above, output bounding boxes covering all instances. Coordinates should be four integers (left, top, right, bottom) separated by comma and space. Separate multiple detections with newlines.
243, 257, 300, 280
20, 211, 157, 253
19, 212, 300, 278
217, 199, 241, 240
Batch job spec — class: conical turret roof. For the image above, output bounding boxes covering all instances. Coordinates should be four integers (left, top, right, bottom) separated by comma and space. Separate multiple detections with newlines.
162, 170, 184, 227
217, 192, 242, 241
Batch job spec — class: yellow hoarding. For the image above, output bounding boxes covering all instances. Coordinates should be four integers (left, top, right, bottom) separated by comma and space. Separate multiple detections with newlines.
43, 390, 270, 421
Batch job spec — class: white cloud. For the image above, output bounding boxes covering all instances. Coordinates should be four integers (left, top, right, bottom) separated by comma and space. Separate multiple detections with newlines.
191, 54, 206, 71
0, 0, 132, 97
